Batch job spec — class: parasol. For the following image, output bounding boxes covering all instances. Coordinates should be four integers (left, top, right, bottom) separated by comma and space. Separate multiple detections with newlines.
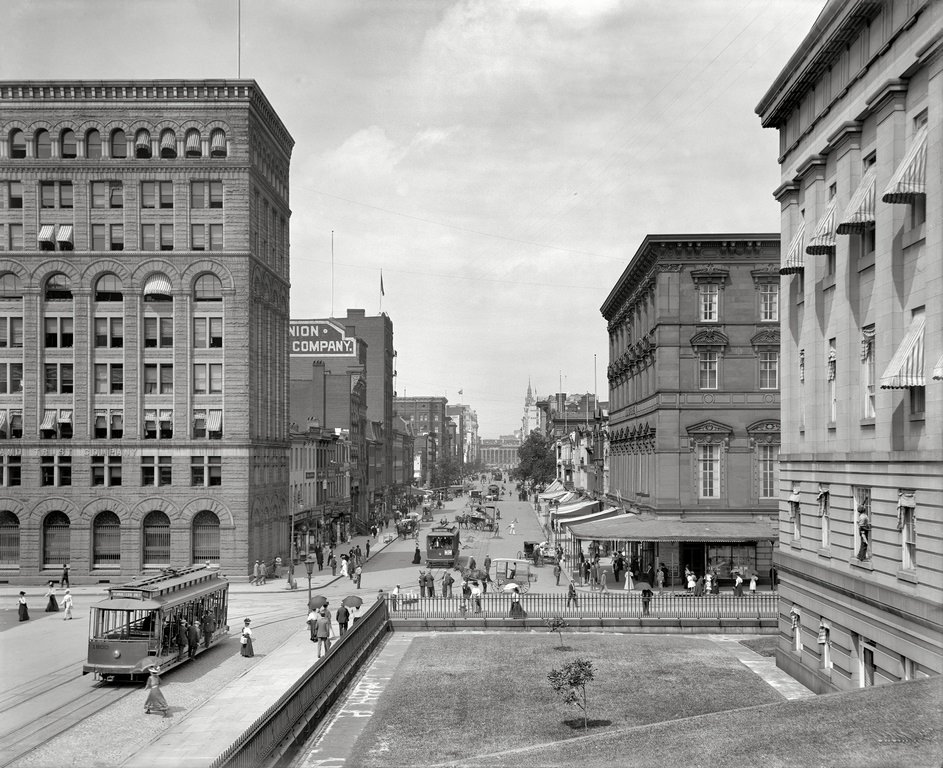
502, 583, 521, 593
634, 582, 652, 592
341, 595, 363, 608
309, 595, 328, 610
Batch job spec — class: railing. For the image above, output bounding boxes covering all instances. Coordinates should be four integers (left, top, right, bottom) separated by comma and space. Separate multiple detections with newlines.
389, 591, 778, 620
210, 599, 390, 768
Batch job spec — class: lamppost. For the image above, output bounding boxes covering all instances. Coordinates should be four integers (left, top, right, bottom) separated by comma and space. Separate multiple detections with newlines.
304, 555, 316, 605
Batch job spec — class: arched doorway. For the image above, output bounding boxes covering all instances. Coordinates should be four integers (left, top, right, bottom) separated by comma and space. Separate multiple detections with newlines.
192, 510, 220, 564
92, 511, 121, 568
142, 511, 171, 567
43, 511, 70, 568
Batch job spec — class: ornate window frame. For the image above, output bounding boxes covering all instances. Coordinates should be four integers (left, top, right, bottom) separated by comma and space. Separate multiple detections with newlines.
686, 419, 732, 501
747, 419, 780, 500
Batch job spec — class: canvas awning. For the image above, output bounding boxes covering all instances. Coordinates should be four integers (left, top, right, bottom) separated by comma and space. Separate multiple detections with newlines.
882, 124, 928, 204
559, 506, 622, 528
58, 410, 72, 424
186, 131, 201, 154
160, 131, 176, 152
933, 354, 943, 382
38, 225, 56, 243
0, 412, 6, 433
805, 198, 837, 255
207, 410, 222, 432
56, 224, 74, 244
836, 165, 876, 234
551, 500, 600, 521
40, 410, 57, 430
880, 312, 925, 389
780, 220, 805, 274
566, 517, 778, 542
135, 129, 151, 148
540, 489, 569, 501
143, 273, 172, 297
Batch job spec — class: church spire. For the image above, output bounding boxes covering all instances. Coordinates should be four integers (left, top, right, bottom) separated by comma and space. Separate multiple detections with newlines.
525, 377, 534, 406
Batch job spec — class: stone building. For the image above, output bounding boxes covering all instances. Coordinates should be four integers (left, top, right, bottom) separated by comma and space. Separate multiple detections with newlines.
756, 0, 941, 692
0, 80, 292, 581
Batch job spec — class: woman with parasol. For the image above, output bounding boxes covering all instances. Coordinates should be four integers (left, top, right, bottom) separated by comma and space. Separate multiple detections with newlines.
144, 666, 169, 716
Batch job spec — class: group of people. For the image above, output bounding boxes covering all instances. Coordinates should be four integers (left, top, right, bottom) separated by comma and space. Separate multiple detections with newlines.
683, 566, 757, 596
17, 582, 74, 622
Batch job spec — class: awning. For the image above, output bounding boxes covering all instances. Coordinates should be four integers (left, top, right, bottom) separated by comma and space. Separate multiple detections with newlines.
541, 480, 564, 495
38, 225, 55, 243
836, 165, 876, 234
566, 517, 778, 542
559, 506, 621, 528
56, 225, 74, 244
144, 409, 157, 423
207, 410, 222, 432
933, 354, 943, 381
556, 492, 578, 505
95, 413, 107, 430
160, 131, 176, 151
210, 129, 226, 154
551, 500, 600, 521
882, 124, 928, 204
58, 410, 72, 424
135, 129, 151, 148
143, 273, 172, 297
0, 412, 6, 432
805, 198, 837, 255
159, 409, 173, 422
780, 220, 805, 274
186, 131, 201, 154
540, 489, 568, 501
40, 410, 57, 430
880, 312, 925, 389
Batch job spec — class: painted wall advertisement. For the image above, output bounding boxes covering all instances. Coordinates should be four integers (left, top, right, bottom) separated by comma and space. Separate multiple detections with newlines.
289, 320, 357, 357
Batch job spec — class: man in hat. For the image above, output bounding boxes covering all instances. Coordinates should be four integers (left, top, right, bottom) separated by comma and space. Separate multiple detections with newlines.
187, 619, 200, 659
62, 589, 74, 620
315, 607, 333, 658
336, 603, 350, 636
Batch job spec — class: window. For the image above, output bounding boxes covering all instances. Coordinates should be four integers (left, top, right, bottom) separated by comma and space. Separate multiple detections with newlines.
191, 224, 205, 251
60, 182, 73, 209
698, 444, 719, 498
40, 409, 72, 440
44, 363, 74, 394
91, 455, 122, 487
60, 129, 77, 159
190, 224, 223, 251
192, 510, 220, 563
759, 352, 779, 390
190, 181, 222, 208
1, 410, 23, 439
44, 317, 73, 348
86, 129, 102, 159
94, 317, 123, 348
1, 456, 21, 487
759, 444, 778, 499
193, 409, 223, 439
159, 181, 174, 209
828, 340, 837, 424
8, 181, 23, 208
191, 455, 222, 486
160, 224, 173, 251
699, 284, 718, 322
35, 129, 51, 159
91, 181, 123, 209
193, 317, 223, 348
185, 129, 202, 158
141, 182, 156, 209
8, 224, 23, 251
91, 224, 106, 251
0, 317, 23, 348
93, 410, 123, 439
42, 511, 70, 566
142, 455, 173, 487
92, 511, 121, 568
818, 621, 831, 670
854, 487, 871, 561
160, 129, 177, 159
861, 325, 875, 419
210, 129, 227, 158
698, 352, 718, 390
45, 275, 72, 302
135, 129, 151, 159
41, 182, 56, 208
142, 511, 171, 566
818, 486, 830, 548
193, 363, 222, 394
898, 492, 916, 570
143, 364, 173, 394
910, 386, 926, 418
143, 317, 173, 348
141, 224, 156, 251
10, 129, 26, 159
93, 363, 124, 394
0, 364, 23, 394
110, 129, 127, 159
759, 282, 779, 322
41, 456, 72, 486
95, 274, 123, 302
194, 274, 223, 301
110, 224, 123, 251
0, 510, 20, 564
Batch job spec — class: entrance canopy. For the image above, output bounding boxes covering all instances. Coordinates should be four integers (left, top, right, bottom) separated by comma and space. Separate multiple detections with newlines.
567, 517, 777, 542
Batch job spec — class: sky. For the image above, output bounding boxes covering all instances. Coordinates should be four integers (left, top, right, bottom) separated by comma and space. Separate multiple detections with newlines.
1, 0, 824, 438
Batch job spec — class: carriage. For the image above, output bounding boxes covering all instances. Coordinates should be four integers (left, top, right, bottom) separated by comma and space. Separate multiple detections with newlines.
397, 518, 418, 538
520, 541, 556, 566
491, 558, 537, 593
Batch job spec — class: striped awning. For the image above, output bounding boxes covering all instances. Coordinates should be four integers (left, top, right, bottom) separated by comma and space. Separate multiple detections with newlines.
56, 224, 73, 244
780, 220, 805, 274
566, 517, 778, 542
836, 166, 876, 234
40, 410, 57, 430
144, 409, 157, 423
933, 354, 943, 382
882, 124, 928, 204
38, 225, 56, 242
159, 409, 173, 422
143, 273, 173, 297
559, 506, 621, 528
880, 312, 925, 389
207, 410, 222, 432
0, 412, 6, 432
186, 131, 201, 154
540, 489, 569, 501
806, 198, 837, 255
160, 131, 176, 151
551, 500, 600, 521
210, 129, 226, 154
58, 410, 72, 424
95, 412, 107, 430
135, 129, 151, 148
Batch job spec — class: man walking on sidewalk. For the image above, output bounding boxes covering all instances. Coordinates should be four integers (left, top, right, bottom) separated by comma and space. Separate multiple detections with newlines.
553, 562, 562, 586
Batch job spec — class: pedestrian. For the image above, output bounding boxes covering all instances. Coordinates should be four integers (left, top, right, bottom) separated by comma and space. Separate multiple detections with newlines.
252, 560, 260, 585
44, 581, 59, 612
686, 568, 696, 593
144, 666, 170, 717
694, 575, 705, 596
508, 519, 516, 535
355, 564, 363, 589
187, 620, 200, 659
468, 555, 477, 572
655, 567, 665, 591
749, 573, 758, 594
711, 573, 720, 595
641, 585, 653, 616
340, 556, 349, 579
355, 545, 363, 565
306, 608, 318, 642
425, 571, 436, 598
553, 562, 561, 586
659, 562, 669, 589
590, 562, 599, 589
365, 540, 371, 559
566, 581, 578, 608
470, 581, 482, 613
412, 544, 422, 564
336, 604, 350, 636
645, 564, 655, 588
509, 593, 525, 619
259, 561, 268, 585
240, 618, 254, 657
315, 607, 333, 658
600, 569, 608, 592
315, 547, 324, 572
17, 591, 29, 622
612, 557, 622, 586
704, 571, 713, 594
329, 551, 337, 576
769, 565, 778, 590
202, 609, 216, 649
733, 572, 744, 597
176, 619, 188, 660
62, 589, 73, 620
483, 554, 491, 576
60, 563, 70, 589
442, 570, 454, 599
391, 584, 400, 610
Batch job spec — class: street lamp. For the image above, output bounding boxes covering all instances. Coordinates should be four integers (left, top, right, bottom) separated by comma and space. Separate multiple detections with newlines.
304, 555, 316, 605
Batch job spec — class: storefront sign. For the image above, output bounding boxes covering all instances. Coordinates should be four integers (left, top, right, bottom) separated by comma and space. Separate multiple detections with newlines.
289, 319, 357, 357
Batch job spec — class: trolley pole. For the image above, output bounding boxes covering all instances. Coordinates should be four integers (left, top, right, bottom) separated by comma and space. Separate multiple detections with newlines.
304, 556, 315, 606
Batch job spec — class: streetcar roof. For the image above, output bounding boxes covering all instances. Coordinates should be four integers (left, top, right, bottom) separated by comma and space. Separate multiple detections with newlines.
94, 581, 225, 611
92, 598, 162, 611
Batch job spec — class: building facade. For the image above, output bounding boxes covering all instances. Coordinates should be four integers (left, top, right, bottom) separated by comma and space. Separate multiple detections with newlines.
0, 80, 293, 581
757, 0, 942, 692
479, 436, 521, 468
599, 234, 781, 585
521, 379, 540, 438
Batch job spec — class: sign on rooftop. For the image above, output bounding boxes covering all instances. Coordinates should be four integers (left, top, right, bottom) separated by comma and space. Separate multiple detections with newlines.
289, 319, 357, 357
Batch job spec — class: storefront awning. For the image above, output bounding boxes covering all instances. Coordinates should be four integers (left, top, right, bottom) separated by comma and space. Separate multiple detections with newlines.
880, 312, 925, 389
882, 124, 928, 204
805, 197, 837, 255
780, 220, 805, 274
540, 489, 568, 501
566, 517, 778, 542
560, 506, 621, 528
836, 165, 876, 234
551, 500, 600, 521
933, 354, 943, 382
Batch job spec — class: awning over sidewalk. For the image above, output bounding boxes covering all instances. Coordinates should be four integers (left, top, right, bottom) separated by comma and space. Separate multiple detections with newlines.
550, 500, 600, 521
567, 517, 778, 542
560, 506, 622, 528
542, 479, 564, 494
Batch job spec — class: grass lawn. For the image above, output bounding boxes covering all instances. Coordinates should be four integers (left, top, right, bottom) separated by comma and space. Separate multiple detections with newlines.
346, 633, 785, 767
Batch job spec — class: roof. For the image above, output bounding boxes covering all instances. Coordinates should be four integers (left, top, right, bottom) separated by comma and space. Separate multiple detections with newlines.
567, 516, 778, 542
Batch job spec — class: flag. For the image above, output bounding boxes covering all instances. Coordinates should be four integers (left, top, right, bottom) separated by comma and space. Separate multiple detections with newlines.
380, 270, 385, 296
458, 389, 463, 395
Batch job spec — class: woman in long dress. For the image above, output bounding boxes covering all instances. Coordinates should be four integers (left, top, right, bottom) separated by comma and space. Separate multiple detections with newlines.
44, 582, 59, 612
144, 666, 169, 716
624, 569, 634, 591
340, 556, 349, 579
240, 618, 254, 657
412, 545, 422, 564
17, 591, 29, 621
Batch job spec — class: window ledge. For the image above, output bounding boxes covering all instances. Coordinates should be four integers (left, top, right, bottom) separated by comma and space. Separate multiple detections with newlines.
827, 422, 836, 431
902, 225, 925, 249
859, 417, 875, 428
858, 252, 875, 271
817, 547, 831, 558
850, 557, 874, 571
790, 540, 802, 551
909, 413, 925, 424
896, 569, 917, 584
822, 274, 836, 291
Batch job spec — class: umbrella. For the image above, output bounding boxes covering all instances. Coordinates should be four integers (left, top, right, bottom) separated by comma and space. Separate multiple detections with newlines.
502, 583, 521, 593
342, 595, 363, 608
634, 582, 652, 592
309, 595, 328, 610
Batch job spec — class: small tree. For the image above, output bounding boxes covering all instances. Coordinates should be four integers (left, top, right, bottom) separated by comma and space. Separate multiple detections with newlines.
548, 657, 595, 729
544, 616, 568, 647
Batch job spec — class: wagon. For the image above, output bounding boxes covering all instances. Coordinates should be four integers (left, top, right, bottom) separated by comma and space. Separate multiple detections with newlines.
520, 541, 556, 566
491, 558, 537, 594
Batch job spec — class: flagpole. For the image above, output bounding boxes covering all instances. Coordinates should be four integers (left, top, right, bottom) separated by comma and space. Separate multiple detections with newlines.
330, 230, 335, 318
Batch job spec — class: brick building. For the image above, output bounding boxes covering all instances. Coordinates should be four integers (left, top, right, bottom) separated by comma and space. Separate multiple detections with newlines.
0, 80, 293, 582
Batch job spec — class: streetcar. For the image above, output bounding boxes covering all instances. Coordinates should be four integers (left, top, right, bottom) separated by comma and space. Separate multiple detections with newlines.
425, 525, 460, 567
83, 565, 229, 682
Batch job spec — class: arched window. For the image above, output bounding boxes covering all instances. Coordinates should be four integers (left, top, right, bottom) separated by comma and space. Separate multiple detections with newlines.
86, 129, 102, 159
185, 129, 202, 158
0, 273, 22, 299
43, 511, 70, 567
210, 129, 227, 158
143, 273, 173, 303
134, 128, 151, 159
95, 273, 123, 302
192, 510, 220, 563
35, 129, 51, 159
44, 273, 72, 302
9, 129, 26, 158
160, 129, 177, 159
92, 511, 121, 568
60, 129, 77, 159
142, 511, 171, 567
0, 511, 20, 566
110, 129, 127, 159
193, 274, 222, 302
